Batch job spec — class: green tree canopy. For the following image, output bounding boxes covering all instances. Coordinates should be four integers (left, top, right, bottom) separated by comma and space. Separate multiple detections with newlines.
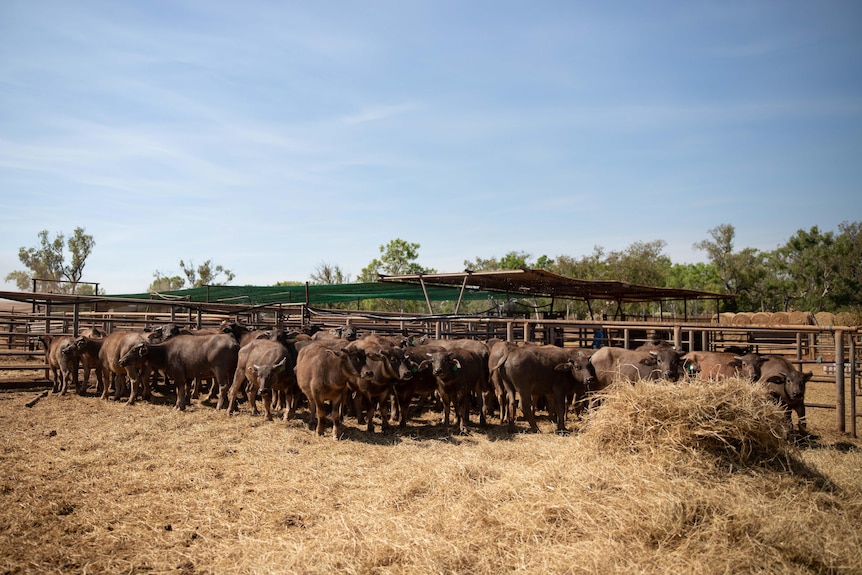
148, 271, 185, 293
5, 227, 96, 294
358, 239, 436, 312
309, 262, 351, 285
178, 259, 235, 287
359, 239, 435, 282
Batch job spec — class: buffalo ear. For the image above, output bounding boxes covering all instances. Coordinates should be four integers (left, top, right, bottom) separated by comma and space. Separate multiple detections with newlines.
554, 362, 571, 372
640, 356, 657, 366
417, 359, 431, 371
803, 371, 814, 383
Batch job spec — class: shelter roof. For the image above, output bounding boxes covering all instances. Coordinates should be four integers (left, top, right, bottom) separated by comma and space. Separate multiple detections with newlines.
378, 268, 732, 303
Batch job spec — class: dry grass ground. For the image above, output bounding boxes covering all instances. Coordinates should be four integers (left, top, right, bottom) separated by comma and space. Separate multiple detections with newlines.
0, 365, 861, 574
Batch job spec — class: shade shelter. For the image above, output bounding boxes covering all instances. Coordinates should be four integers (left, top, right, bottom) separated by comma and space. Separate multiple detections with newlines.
378, 268, 732, 319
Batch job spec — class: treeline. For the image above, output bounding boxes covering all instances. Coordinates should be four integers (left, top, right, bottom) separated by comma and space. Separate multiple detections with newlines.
345, 223, 862, 317
8, 223, 861, 318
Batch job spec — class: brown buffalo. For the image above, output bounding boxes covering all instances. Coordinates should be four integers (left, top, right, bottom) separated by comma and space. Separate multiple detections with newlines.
39, 334, 77, 395
491, 344, 595, 433
757, 355, 813, 433
348, 338, 414, 433
118, 333, 240, 411
417, 346, 487, 434
396, 344, 448, 428
295, 340, 376, 439
681, 351, 760, 381
589, 346, 684, 390
227, 337, 299, 421
487, 340, 521, 424
311, 325, 358, 341
68, 331, 156, 403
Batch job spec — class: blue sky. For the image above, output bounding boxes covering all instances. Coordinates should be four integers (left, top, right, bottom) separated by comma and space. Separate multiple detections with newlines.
2, 1, 861, 294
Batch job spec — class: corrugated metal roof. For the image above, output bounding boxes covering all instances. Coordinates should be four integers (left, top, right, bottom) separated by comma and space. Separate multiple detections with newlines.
379, 268, 732, 303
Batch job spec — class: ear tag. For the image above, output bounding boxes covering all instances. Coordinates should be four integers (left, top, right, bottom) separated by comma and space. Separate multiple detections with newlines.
411, 367, 418, 373
452, 365, 459, 372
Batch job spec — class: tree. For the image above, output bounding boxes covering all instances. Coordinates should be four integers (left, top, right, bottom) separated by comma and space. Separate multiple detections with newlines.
693, 224, 768, 312
358, 239, 434, 282
358, 239, 435, 312
178, 259, 235, 287
5, 227, 96, 293
667, 262, 723, 293
693, 224, 738, 295
771, 226, 840, 312
310, 262, 351, 285
552, 247, 609, 281
148, 271, 185, 293
604, 240, 672, 287
463, 251, 554, 272
833, 221, 862, 309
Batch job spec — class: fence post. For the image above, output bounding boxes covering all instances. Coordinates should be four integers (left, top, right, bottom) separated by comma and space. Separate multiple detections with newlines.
835, 330, 845, 434
850, 333, 856, 439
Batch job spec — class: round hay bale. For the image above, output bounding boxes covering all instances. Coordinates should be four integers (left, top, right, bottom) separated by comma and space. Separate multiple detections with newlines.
768, 312, 789, 325
814, 312, 835, 326
719, 313, 736, 325
750, 312, 770, 325
834, 312, 854, 327
732, 313, 751, 326
788, 311, 813, 325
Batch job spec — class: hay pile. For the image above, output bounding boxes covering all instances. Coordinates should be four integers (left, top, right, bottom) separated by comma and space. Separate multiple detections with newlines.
581, 378, 791, 468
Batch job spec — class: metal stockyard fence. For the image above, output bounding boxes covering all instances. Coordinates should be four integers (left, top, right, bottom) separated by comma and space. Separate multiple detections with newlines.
2, 291, 859, 436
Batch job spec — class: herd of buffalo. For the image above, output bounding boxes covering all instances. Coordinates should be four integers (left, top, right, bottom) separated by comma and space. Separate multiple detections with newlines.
36, 321, 813, 439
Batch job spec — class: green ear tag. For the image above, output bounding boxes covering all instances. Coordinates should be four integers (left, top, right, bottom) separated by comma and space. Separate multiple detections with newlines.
412, 367, 418, 373
452, 365, 459, 372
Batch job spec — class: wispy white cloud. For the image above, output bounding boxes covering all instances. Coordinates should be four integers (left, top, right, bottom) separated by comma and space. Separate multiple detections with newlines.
341, 103, 420, 125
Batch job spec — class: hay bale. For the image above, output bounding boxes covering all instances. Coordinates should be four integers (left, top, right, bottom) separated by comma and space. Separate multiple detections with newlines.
814, 312, 835, 326
719, 313, 736, 325
582, 379, 790, 467
768, 312, 789, 325
750, 312, 770, 325
833, 312, 854, 327
788, 311, 813, 325
731, 313, 751, 326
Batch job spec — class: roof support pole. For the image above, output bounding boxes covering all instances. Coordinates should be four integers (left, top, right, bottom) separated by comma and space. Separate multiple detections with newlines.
586, 299, 594, 321
849, 334, 856, 439
418, 277, 434, 315
835, 330, 845, 434
454, 276, 468, 315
